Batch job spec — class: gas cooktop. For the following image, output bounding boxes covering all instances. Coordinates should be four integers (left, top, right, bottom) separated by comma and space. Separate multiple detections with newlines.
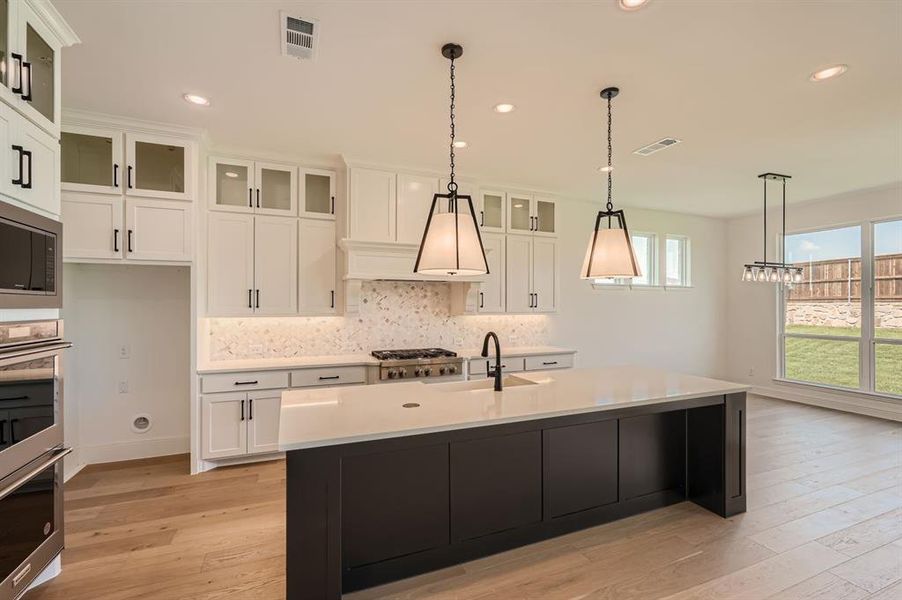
371, 348, 458, 361
371, 348, 462, 380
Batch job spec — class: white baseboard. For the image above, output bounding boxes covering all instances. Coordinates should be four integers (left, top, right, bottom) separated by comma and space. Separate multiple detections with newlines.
752, 383, 902, 422
79, 435, 189, 465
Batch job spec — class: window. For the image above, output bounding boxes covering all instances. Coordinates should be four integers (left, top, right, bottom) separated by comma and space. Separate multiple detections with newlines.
781, 219, 902, 397
665, 235, 690, 287
594, 232, 655, 287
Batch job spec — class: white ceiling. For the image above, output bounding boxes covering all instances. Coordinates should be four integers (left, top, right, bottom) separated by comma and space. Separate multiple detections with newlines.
56, 1, 902, 217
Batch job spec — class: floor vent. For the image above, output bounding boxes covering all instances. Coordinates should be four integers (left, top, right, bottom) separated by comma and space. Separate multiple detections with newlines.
633, 137, 681, 156
281, 12, 319, 60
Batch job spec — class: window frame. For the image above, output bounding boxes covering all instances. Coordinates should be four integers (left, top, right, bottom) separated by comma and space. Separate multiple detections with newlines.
777, 216, 902, 399
664, 235, 691, 288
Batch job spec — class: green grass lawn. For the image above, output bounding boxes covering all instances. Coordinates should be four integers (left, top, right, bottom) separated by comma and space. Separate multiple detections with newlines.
784, 325, 902, 396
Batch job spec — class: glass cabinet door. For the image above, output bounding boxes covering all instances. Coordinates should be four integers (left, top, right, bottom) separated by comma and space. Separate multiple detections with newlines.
508, 194, 532, 233
0, 0, 9, 90
300, 168, 335, 219
212, 158, 254, 211
61, 129, 122, 193
534, 197, 556, 235
480, 191, 505, 232
126, 134, 190, 200
24, 22, 53, 124
13, 1, 61, 133
255, 162, 296, 215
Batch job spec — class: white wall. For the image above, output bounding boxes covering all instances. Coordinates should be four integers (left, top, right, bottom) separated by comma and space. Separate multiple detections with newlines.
62, 263, 191, 471
725, 183, 902, 419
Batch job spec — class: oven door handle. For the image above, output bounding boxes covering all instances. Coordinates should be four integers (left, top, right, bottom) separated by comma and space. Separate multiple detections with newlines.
0, 341, 72, 364
0, 447, 71, 501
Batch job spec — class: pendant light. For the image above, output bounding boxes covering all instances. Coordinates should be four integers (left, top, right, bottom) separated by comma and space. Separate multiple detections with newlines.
741, 173, 804, 284
581, 87, 640, 279
414, 43, 489, 277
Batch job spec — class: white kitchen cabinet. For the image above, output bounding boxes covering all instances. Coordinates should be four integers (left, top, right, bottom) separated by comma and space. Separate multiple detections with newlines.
61, 193, 122, 259
210, 157, 255, 212
254, 216, 297, 315
298, 218, 336, 315
477, 233, 505, 313
349, 167, 396, 242
300, 167, 335, 219
0, 101, 16, 201
532, 237, 557, 312
124, 197, 192, 261
246, 391, 282, 455
478, 190, 506, 233
524, 354, 574, 371
505, 235, 558, 313
125, 131, 192, 200
2, 108, 60, 216
207, 212, 255, 316
396, 173, 439, 244
61, 125, 123, 194
201, 392, 247, 460
254, 161, 296, 216
507, 193, 557, 237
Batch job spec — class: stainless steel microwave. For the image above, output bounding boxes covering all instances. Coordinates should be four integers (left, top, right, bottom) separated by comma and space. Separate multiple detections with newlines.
0, 200, 62, 309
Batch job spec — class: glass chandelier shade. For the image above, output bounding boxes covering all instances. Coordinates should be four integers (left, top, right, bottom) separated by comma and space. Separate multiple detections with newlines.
741, 173, 803, 286
581, 87, 640, 280
414, 43, 488, 277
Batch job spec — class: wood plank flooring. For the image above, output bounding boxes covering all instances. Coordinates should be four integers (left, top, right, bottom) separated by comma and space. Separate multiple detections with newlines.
26, 396, 902, 599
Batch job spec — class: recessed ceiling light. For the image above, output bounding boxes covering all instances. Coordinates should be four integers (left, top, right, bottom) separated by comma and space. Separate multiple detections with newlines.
224, 171, 239, 178
809, 64, 848, 82
453, 140, 468, 148
618, 0, 649, 11
183, 93, 210, 106
493, 103, 515, 113
598, 165, 614, 173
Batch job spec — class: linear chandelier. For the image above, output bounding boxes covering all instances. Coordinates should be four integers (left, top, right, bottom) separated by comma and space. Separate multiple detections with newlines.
414, 43, 489, 277
581, 86, 640, 279
742, 173, 803, 284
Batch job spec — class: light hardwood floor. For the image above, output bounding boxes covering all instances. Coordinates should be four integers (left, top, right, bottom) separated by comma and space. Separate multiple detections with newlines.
27, 396, 902, 599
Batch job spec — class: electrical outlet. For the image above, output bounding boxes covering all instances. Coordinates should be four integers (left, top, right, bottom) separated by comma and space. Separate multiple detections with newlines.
119, 344, 130, 359
118, 380, 129, 394
748, 368, 755, 378
249, 344, 263, 355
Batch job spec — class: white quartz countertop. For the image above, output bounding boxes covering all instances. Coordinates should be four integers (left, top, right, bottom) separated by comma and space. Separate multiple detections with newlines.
454, 345, 576, 360
279, 366, 749, 451
197, 354, 378, 374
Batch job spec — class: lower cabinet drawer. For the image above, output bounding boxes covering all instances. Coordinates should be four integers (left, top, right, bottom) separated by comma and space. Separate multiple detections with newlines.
468, 358, 525, 376
524, 354, 574, 371
291, 365, 367, 388
201, 370, 290, 394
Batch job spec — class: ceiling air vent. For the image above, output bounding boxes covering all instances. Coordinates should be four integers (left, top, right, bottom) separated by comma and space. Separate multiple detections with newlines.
281, 12, 319, 60
633, 137, 681, 156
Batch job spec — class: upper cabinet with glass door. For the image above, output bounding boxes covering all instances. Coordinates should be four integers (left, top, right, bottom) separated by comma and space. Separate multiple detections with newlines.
209, 157, 297, 216
0, 0, 79, 138
478, 190, 506, 233
507, 193, 557, 236
300, 167, 334, 220
61, 125, 122, 194
126, 132, 193, 201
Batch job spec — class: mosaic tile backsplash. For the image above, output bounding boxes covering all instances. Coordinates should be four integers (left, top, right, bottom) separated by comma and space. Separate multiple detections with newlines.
206, 281, 550, 360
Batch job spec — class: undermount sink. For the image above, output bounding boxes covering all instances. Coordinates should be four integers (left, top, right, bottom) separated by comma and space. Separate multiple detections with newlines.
433, 375, 538, 392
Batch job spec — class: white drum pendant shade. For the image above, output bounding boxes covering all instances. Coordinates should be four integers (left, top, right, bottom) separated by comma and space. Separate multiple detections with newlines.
581, 226, 640, 279
415, 199, 488, 276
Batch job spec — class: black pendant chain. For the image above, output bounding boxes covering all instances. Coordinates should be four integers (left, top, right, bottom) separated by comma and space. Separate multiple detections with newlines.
448, 54, 458, 204
606, 92, 613, 212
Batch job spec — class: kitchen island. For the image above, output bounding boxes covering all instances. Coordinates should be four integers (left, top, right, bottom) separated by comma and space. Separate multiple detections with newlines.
279, 366, 749, 599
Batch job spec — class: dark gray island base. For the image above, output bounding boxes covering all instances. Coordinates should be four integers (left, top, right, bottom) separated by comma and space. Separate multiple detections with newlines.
286, 392, 746, 599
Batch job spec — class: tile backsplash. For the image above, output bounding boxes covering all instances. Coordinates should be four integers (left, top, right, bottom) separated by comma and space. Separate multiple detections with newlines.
206, 281, 549, 360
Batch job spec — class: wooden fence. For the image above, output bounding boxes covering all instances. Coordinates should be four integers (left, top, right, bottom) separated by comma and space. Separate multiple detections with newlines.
786, 253, 902, 302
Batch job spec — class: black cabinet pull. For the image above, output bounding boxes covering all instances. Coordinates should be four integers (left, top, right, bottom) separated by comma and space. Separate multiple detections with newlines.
479, 291, 484, 308
127, 229, 134, 253
113, 164, 119, 187
256, 188, 260, 208
534, 293, 539, 308
113, 228, 120, 252
234, 380, 258, 386
318, 375, 340, 381
248, 289, 253, 309
330, 195, 335, 215
127, 165, 133, 189
0, 419, 6, 445
480, 210, 485, 226
11, 145, 23, 185
248, 188, 253, 208
248, 399, 254, 420
240, 399, 245, 421
10, 53, 23, 94
330, 290, 335, 308
542, 361, 558, 366
255, 289, 260, 308
21, 61, 32, 101
21, 149, 32, 189
9, 419, 18, 443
